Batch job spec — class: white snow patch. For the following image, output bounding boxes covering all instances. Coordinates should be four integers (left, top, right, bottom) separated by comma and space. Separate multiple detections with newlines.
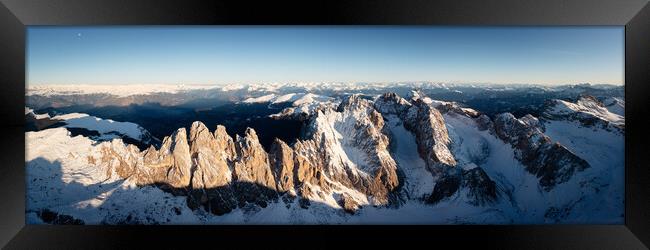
271, 93, 298, 103
52, 113, 146, 141
384, 115, 433, 199
242, 94, 277, 103
547, 98, 624, 126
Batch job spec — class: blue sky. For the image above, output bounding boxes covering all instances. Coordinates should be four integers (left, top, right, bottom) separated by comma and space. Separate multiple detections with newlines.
27, 26, 624, 86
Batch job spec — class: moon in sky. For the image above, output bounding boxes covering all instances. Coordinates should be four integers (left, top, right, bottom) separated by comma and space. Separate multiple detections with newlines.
77, 33, 82, 37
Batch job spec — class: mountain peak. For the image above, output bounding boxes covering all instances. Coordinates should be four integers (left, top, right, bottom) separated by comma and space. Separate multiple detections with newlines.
244, 127, 259, 140
542, 95, 624, 131
493, 112, 590, 190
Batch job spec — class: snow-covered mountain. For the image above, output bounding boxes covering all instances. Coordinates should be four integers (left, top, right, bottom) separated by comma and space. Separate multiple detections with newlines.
25, 90, 624, 225
26, 108, 160, 149
542, 95, 624, 132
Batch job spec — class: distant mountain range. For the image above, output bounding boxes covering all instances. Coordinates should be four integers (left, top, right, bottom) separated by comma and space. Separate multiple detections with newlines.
25, 83, 624, 224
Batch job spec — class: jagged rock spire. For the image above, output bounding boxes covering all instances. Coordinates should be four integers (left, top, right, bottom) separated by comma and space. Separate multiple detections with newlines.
269, 138, 295, 195
188, 121, 233, 190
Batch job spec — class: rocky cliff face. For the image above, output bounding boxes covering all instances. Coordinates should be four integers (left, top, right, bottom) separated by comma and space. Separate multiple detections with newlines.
426, 167, 499, 206
374, 93, 502, 207
493, 113, 590, 190
91, 94, 404, 215
231, 128, 278, 208
93, 122, 274, 215
84, 91, 597, 217
295, 94, 400, 206
374, 93, 456, 175
269, 138, 296, 195
121, 127, 192, 189
188, 122, 233, 190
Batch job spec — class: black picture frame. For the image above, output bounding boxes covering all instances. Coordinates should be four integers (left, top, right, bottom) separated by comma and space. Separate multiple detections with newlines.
0, 0, 648, 248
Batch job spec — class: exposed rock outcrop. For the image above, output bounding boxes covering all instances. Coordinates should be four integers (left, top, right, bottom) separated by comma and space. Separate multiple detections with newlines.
296, 94, 399, 205
161, 128, 193, 188
374, 93, 456, 175
337, 193, 361, 214
187, 122, 237, 215
93, 94, 404, 213
232, 128, 278, 207
461, 167, 499, 206
269, 138, 295, 195
188, 122, 232, 190
112, 127, 192, 190
94, 122, 280, 214
374, 93, 501, 206
493, 113, 590, 190
541, 95, 624, 133
405, 98, 457, 173
426, 173, 461, 204
37, 209, 85, 225
475, 114, 495, 132
292, 139, 331, 207
426, 167, 498, 206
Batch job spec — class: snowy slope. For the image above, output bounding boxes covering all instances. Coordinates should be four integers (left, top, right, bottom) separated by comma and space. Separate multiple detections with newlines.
242, 94, 277, 103
545, 97, 624, 126
541, 120, 624, 223
242, 92, 334, 105
602, 97, 625, 116
384, 115, 434, 200
26, 108, 158, 149
51, 113, 149, 141
435, 111, 623, 224
26, 128, 200, 224
440, 112, 541, 222
271, 93, 299, 103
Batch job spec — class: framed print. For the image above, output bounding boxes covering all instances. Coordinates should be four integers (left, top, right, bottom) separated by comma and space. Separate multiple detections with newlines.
0, 0, 648, 248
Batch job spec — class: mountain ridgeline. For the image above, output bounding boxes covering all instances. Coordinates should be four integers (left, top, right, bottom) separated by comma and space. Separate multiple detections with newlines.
82, 92, 606, 216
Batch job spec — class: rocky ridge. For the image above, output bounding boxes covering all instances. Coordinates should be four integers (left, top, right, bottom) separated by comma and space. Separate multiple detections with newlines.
374, 93, 501, 205
541, 95, 624, 133
492, 113, 590, 190
81, 92, 602, 216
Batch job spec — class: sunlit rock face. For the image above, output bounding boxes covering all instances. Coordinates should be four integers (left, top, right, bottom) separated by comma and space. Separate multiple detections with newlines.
115, 127, 192, 189
231, 128, 278, 207
188, 122, 233, 190
268, 138, 295, 195
288, 94, 400, 206
374, 92, 456, 175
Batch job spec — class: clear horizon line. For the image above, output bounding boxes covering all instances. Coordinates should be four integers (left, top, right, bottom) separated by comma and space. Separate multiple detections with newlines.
26, 81, 625, 86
